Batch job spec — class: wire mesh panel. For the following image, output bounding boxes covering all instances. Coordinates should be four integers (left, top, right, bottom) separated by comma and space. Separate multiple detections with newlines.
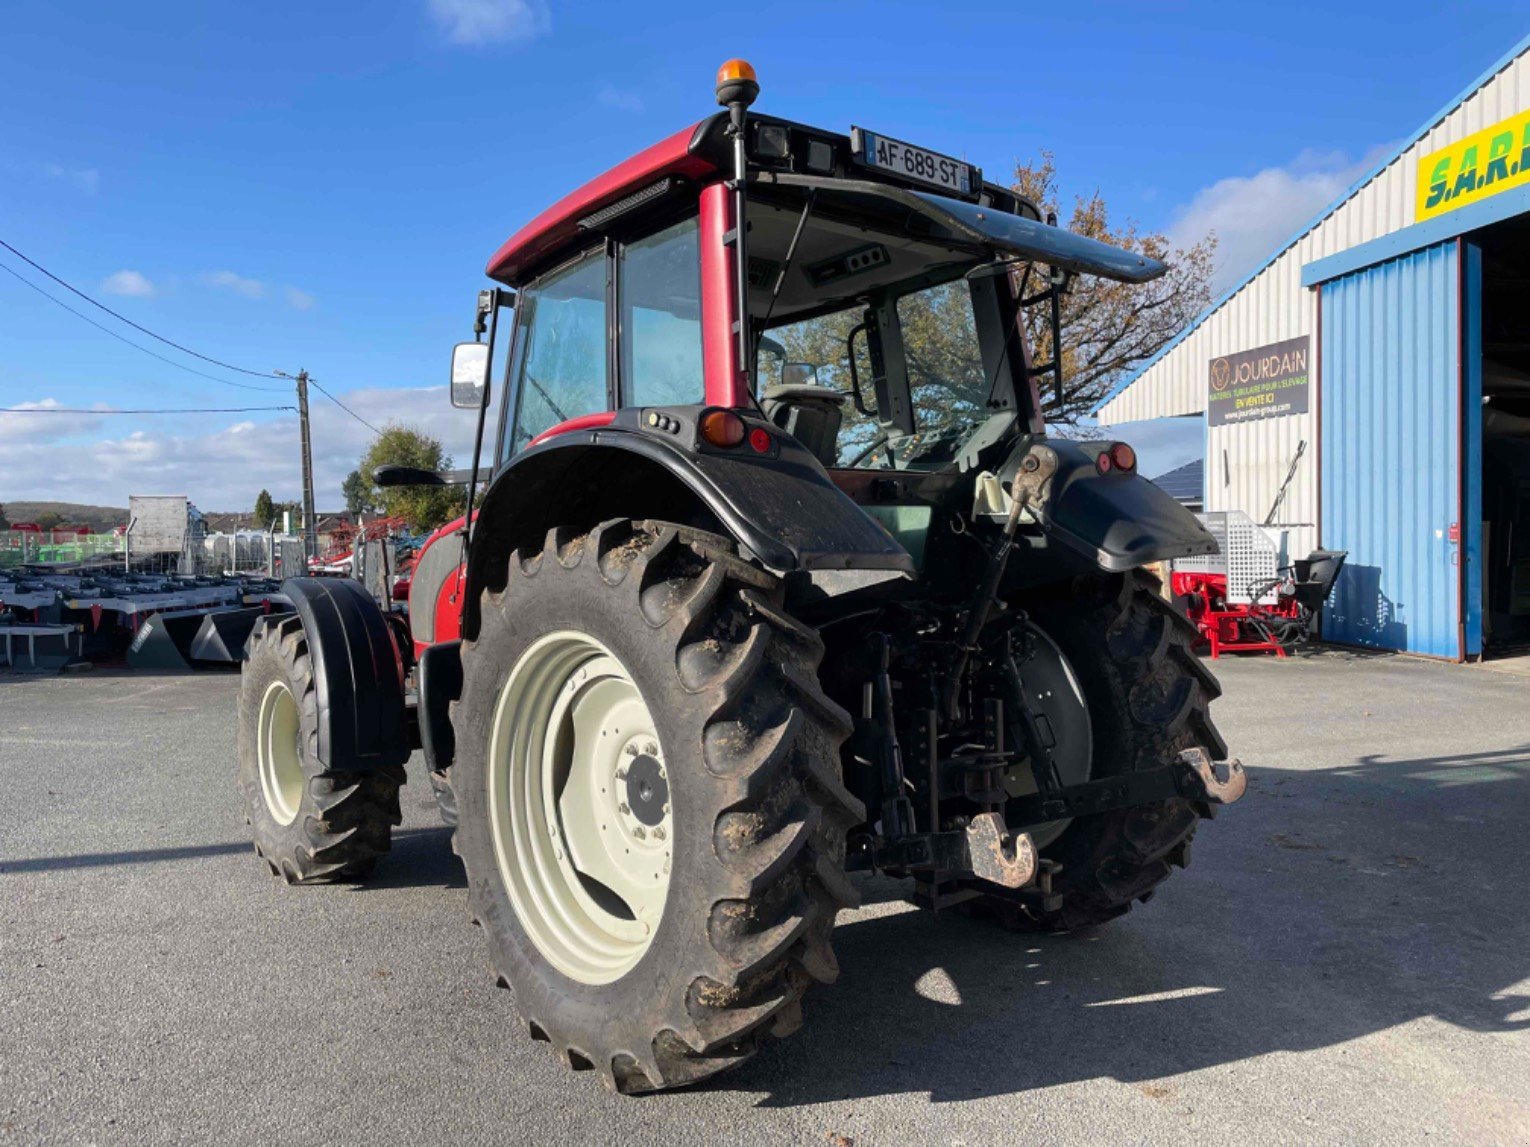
0, 531, 124, 569
1172, 511, 1281, 604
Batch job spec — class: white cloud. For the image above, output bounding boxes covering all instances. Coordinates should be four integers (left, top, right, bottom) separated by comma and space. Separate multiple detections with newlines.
0, 399, 108, 445
204, 270, 266, 298
428, 0, 550, 46
1, 386, 495, 512
1167, 145, 1394, 296
101, 270, 155, 298
597, 85, 644, 114
285, 286, 316, 310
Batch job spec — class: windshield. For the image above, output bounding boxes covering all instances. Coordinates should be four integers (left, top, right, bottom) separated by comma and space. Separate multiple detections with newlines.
764, 276, 997, 470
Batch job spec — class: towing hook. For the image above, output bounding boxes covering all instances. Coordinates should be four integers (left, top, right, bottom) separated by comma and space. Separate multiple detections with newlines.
965, 812, 1038, 889
1175, 747, 1247, 806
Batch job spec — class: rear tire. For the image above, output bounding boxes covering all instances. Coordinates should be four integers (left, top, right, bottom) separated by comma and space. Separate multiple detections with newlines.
979, 569, 1226, 931
236, 614, 405, 883
450, 520, 863, 1092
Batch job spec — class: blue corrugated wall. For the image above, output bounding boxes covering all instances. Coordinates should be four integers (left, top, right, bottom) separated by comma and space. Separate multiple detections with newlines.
1320, 241, 1465, 657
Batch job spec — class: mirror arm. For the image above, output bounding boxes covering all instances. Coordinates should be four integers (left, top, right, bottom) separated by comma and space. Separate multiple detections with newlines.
462, 289, 512, 570
1045, 210, 1065, 409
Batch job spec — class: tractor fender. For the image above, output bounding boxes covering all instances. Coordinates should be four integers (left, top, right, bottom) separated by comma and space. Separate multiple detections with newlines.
1006, 438, 1218, 573
278, 577, 411, 772
406, 515, 468, 659
416, 639, 462, 777
460, 408, 913, 641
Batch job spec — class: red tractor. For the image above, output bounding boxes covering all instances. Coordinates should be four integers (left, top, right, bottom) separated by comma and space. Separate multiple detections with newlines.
237, 60, 1242, 1093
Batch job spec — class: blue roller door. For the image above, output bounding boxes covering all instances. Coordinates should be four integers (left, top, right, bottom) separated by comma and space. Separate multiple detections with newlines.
1319, 240, 1479, 658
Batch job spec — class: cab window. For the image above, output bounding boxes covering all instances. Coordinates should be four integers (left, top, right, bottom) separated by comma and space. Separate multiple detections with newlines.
505, 247, 608, 455
894, 278, 989, 453
765, 277, 992, 470
620, 217, 703, 407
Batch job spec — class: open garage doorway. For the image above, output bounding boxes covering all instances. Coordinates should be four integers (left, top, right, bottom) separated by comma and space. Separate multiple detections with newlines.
1474, 216, 1530, 662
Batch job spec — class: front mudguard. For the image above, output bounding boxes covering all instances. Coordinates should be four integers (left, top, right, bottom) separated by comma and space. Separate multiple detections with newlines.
275, 577, 411, 772
1009, 439, 1217, 572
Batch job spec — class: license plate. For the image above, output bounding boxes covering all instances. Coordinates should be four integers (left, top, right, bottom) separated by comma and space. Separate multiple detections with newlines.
850, 127, 977, 197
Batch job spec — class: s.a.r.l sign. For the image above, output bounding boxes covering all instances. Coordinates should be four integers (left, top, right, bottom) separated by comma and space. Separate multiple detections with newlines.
1417, 106, 1530, 221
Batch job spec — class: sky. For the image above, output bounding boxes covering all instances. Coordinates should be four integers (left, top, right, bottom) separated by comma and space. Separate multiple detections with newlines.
2, 1, 1527, 510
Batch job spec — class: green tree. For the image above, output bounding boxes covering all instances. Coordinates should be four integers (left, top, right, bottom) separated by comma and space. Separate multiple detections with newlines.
357, 424, 460, 531
33, 510, 63, 530
253, 489, 275, 527
341, 469, 379, 517
0, 504, 9, 531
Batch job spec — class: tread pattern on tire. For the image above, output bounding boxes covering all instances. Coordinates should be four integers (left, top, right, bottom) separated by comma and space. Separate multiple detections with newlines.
451, 519, 863, 1093
238, 614, 405, 884
989, 569, 1228, 932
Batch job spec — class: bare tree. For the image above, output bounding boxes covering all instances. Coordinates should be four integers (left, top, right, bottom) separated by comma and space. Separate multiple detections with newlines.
1013, 152, 1216, 427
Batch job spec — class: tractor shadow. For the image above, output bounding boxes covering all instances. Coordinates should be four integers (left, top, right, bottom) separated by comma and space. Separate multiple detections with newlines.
363, 825, 466, 891
717, 745, 1530, 1106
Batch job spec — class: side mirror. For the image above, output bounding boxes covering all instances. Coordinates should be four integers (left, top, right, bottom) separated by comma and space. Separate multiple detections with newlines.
781, 362, 819, 388
451, 342, 490, 409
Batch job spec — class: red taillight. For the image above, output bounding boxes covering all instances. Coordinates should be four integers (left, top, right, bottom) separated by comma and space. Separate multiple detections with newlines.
699, 408, 746, 448
1096, 451, 1112, 474
1110, 442, 1136, 471
748, 427, 772, 454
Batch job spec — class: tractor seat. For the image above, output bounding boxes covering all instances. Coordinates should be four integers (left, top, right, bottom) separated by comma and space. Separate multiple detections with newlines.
760, 384, 845, 468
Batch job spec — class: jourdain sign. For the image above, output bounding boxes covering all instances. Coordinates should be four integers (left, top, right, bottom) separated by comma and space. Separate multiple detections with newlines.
1416, 106, 1530, 222
1207, 336, 1310, 428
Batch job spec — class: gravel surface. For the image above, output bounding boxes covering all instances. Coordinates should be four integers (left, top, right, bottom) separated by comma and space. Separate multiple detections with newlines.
2, 650, 1528, 1145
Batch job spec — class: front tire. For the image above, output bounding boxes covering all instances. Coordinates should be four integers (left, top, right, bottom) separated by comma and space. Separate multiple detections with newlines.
450, 520, 863, 1093
236, 614, 405, 883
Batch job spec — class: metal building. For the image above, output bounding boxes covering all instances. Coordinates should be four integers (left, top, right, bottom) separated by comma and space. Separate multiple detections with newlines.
1095, 36, 1530, 661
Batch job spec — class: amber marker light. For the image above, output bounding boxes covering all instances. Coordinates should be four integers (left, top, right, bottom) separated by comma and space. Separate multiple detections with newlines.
699, 408, 746, 448
715, 59, 760, 108
1110, 442, 1137, 471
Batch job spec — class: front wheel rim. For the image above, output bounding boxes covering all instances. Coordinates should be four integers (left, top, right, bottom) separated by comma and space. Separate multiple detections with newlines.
256, 680, 304, 826
487, 631, 673, 986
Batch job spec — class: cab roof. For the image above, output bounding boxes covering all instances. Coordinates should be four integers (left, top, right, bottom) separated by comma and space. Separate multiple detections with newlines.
485, 121, 717, 285
482, 113, 1119, 287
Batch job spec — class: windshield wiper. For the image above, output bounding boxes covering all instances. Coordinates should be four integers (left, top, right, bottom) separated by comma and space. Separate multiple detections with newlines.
525, 370, 569, 423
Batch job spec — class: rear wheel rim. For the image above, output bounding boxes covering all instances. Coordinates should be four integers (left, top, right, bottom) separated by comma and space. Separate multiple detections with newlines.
487, 631, 672, 986
256, 681, 304, 826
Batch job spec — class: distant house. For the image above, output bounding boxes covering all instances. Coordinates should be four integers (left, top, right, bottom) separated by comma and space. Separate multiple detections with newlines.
315, 515, 352, 549
1151, 459, 1204, 511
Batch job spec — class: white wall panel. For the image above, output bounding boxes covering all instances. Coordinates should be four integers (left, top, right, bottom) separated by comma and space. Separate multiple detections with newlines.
1096, 43, 1528, 561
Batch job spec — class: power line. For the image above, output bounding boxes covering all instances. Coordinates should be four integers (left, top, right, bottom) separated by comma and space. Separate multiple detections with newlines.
2, 405, 294, 414
0, 237, 285, 381
0, 260, 284, 394
309, 378, 384, 436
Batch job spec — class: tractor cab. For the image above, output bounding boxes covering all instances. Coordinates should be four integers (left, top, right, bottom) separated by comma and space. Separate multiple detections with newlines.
448, 62, 1169, 563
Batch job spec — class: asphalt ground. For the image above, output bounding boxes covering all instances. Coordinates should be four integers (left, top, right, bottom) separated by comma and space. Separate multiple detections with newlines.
2, 649, 1528, 1145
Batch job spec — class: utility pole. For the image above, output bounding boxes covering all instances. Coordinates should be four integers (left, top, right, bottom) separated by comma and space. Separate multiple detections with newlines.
279, 368, 319, 559
296, 370, 317, 559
